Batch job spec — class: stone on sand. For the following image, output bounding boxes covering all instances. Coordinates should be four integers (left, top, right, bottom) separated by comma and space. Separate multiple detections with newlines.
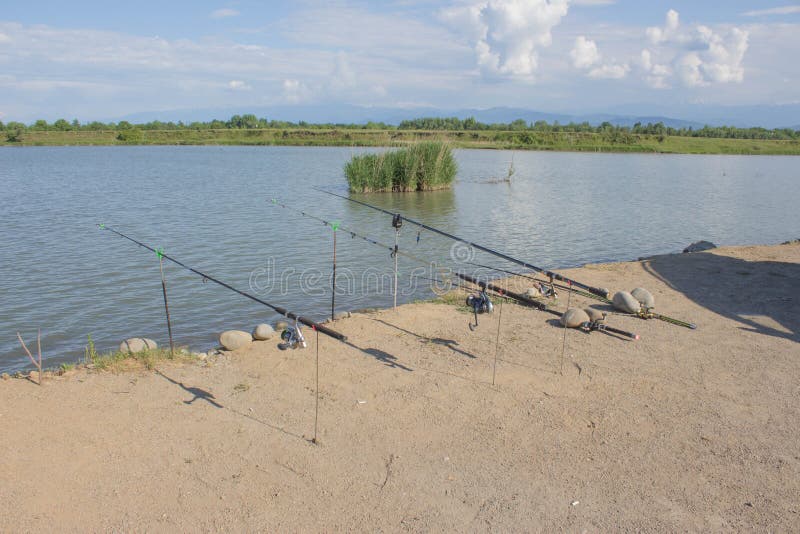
631, 287, 655, 309
612, 291, 641, 314
119, 338, 158, 354
560, 308, 590, 328
253, 324, 275, 340
219, 331, 253, 351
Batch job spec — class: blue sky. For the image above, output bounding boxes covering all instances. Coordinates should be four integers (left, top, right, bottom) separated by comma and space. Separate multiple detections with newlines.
1, 1, 799, 122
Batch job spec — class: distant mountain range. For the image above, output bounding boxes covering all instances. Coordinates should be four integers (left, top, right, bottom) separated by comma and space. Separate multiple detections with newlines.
118, 103, 800, 130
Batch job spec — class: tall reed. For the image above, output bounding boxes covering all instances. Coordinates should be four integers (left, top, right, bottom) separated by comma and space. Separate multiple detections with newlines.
345, 141, 456, 193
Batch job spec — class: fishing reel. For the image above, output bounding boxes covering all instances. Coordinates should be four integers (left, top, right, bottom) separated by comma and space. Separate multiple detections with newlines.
537, 281, 556, 299
278, 319, 307, 350
466, 288, 493, 331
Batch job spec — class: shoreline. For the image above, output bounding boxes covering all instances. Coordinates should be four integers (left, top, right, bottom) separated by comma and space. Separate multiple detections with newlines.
2, 238, 797, 376
4, 128, 800, 155
2, 242, 798, 530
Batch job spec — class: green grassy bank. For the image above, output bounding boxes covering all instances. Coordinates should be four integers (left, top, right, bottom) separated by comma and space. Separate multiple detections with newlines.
4, 128, 800, 155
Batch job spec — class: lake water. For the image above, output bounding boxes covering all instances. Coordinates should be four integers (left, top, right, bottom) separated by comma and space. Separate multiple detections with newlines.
1, 146, 798, 372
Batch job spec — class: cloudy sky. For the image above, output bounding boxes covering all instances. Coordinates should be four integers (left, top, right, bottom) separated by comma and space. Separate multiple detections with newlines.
1, 1, 799, 122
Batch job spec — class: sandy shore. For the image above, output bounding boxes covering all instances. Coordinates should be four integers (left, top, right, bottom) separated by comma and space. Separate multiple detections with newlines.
1, 242, 798, 531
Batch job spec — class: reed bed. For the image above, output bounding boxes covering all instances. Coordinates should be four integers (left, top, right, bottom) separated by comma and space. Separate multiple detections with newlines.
345, 141, 457, 193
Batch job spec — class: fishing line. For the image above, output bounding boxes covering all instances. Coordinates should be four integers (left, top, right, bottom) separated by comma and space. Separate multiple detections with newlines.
313, 187, 610, 298
98, 224, 346, 342
269, 199, 436, 268
313, 326, 320, 445
559, 282, 572, 375
492, 290, 504, 386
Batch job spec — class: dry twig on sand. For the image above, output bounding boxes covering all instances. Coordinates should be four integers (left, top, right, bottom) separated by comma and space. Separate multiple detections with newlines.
17, 330, 43, 385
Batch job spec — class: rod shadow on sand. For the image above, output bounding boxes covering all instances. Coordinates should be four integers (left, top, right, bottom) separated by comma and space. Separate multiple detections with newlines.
341, 341, 414, 371
641, 250, 799, 343
155, 369, 308, 442
155, 369, 223, 408
373, 319, 478, 359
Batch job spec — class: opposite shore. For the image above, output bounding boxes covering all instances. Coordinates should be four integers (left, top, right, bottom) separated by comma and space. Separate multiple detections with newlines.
4, 127, 800, 155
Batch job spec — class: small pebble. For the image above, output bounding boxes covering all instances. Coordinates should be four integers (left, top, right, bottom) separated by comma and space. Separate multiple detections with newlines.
571, 500, 579, 506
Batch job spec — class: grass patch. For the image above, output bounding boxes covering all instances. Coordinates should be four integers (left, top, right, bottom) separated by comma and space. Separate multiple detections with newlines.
85, 347, 197, 372
82, 334, 197, 372
345, 141, 457, 192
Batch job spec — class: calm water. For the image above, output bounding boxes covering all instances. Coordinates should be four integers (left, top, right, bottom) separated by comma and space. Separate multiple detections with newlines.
1, 146, 798, 371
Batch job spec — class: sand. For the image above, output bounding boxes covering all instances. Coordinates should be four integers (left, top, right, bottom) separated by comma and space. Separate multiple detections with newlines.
1, 243, 798, 531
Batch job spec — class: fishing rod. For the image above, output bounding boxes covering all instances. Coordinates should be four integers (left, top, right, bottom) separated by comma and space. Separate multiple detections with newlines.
466, 261, 597, 300
455, 273, 548, 311
455, 273, 639, 340
467, 261, 696, 329
313, 187, 610, 298
269, 198, 435, 268
98, 224, 347, 342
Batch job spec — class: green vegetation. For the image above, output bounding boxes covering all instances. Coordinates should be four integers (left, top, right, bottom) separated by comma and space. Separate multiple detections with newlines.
2, 115, 800, 155
345, 142, 457, 192
82, 333, 196, 372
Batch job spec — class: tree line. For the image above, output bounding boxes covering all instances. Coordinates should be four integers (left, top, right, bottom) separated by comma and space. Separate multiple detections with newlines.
397, 117, 800, 141
2, 114, 798, 141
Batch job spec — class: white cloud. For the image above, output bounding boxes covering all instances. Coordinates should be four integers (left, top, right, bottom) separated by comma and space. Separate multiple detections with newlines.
282, 79, 311, 103
328, 52, 357, 92
571, 35, 629, 79
643, 10, 749, 87
588, 63, 629, 79
572, 0, 616, 4
640, 49, 670, 88
0, 32, 11, 44
570, 36, 600, 68
742, 6, 800, 17
211, 8, 240, 19
646, 9, 680, 45
442, 0, 570, 79
227, 80, 251, 91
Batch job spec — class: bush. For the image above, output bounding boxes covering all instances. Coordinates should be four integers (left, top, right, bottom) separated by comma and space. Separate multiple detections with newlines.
345, 141, 457, 193
117, 128, 143, 143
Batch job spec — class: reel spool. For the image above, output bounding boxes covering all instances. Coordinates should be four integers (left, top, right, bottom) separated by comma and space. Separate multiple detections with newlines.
279, 319, 307, 350
466, 289, 493, 331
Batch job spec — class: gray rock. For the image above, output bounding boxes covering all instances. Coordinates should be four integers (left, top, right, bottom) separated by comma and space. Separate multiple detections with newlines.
119, 338, 158, 354
253, 323, 275, 340
612, 291, 641, 314
275, 320, 289, 331
1, 372, 10, 380
219, 330, 253, 351
584, 307, 605, 322
560, 308, 590, 328
333, 311, 351, 321
631, 287, 655, 309
524, 287, 541, 299
683, 240, 717, 253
